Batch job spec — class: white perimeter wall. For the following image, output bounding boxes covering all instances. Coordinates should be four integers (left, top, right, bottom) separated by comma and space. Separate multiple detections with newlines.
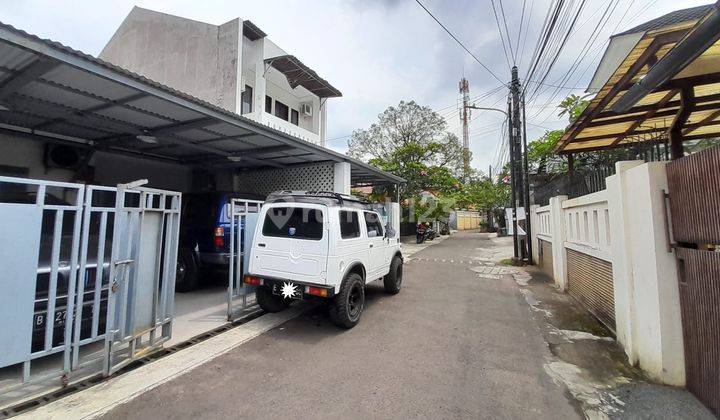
530, 160, 685, 386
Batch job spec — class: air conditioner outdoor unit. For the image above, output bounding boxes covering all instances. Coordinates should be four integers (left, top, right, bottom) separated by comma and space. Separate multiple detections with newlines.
300, 103, 313, 117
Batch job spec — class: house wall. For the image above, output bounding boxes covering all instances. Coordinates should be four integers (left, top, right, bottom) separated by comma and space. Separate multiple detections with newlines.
530, 160, 685, 386
99, 7, 241, 113
240, 36, 322, 144
101, 7, 327, 146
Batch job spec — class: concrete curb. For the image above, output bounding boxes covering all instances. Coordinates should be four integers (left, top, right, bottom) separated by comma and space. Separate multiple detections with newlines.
18, 304, 311, 420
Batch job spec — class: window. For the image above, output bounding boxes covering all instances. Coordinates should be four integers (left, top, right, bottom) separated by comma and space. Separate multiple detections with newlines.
339, 210, 360, 239
291, 109, 299, 125
241, 85, 253, 114
262, 207, 323, 240
364, 211, 384, 238
274, 100, 289, 120
265, 96, 272, 113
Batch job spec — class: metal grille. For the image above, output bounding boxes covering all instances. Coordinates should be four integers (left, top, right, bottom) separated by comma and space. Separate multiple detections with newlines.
675, 247, 720, 416
667, 146, 720, 245
234, 163, 334, 196
539, 239, 553, 279
566, 248, 616, 332
532, 167, 615, 206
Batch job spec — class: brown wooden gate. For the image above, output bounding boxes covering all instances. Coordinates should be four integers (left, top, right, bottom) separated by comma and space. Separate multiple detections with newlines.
666, 146, 720, 416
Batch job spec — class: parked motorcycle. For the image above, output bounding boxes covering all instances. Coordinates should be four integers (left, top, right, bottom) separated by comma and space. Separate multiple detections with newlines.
416, 222, 437, 244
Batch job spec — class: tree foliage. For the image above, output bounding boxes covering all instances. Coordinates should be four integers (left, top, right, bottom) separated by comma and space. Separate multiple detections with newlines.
348, 101, 465, 199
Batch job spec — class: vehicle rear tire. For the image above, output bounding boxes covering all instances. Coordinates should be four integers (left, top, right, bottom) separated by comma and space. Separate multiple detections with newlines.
329, 273, 365, 329
256, 286, 290, 313
175, 248, 199, 292
383, 256, 403, 294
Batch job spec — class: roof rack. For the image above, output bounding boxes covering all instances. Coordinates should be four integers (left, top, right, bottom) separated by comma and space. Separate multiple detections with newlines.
266, 190, 371, 206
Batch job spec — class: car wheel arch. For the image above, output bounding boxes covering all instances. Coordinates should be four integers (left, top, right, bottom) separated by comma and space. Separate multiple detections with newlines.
343, 261, 366, 282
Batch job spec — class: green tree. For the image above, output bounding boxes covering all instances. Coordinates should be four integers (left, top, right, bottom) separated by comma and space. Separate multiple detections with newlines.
558, 94, 590, 123
348, 100, 464, 199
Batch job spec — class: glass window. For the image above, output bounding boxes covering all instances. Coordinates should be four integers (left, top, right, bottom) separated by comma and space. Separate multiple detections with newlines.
241, 85, 253, 114
265, 96, 272, 113
291, 109, 299, 125
275, 100, 289, 120
262, 207, 323, 240
339, 210, 360, 239
364, 211, 384, 238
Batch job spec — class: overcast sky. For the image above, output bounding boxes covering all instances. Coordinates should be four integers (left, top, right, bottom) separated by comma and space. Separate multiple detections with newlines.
0, 0, 711, 174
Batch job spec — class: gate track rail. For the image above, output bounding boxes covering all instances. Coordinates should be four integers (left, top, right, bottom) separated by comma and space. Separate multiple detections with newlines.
0, 308, 263, 419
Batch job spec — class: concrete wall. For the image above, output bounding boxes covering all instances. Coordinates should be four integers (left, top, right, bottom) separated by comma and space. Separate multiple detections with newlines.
530, 161, 685, 385
99, 7, 241, 113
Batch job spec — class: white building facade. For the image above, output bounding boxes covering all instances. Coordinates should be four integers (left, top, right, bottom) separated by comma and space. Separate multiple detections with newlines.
99, 7, 339, 146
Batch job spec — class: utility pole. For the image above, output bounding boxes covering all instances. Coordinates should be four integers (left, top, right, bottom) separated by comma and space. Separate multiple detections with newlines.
510, 66, 526, 261
522, 92, 533, 264
508, 96, 518, 260
459, 77, 471, 182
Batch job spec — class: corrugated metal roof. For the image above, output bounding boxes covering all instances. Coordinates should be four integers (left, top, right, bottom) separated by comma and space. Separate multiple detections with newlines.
265, 55, 342, 98
0, 21, 402, 185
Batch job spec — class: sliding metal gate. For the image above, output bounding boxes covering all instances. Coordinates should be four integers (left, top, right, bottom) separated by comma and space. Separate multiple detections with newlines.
666, 147, 720, 416
227, 199, 263, 321
105, 181, 181, 375
0, 177, 180, 405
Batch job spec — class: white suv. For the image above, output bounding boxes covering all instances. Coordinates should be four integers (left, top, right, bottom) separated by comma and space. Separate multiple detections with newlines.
245, 191, 403, 328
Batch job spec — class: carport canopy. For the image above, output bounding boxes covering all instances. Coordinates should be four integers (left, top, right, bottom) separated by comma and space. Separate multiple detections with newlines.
0, 23, 402, 187
556, 3, 720, 158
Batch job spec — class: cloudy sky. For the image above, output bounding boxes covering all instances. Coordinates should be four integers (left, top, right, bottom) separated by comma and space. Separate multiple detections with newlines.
0, 0, 710, 174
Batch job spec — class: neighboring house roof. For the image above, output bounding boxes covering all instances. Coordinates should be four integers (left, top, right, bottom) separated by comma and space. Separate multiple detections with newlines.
587, 4, 715, 93
265, 55, 342, 98
555, 3, 720, 154
242, 20, 266, 40
613, 4, 715, 37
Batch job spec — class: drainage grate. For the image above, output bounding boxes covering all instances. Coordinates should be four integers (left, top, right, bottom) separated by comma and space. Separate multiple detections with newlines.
1, 308, 264, 419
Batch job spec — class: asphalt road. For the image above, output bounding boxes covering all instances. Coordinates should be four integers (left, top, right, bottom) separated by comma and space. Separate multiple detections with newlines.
103, 232, 580, 419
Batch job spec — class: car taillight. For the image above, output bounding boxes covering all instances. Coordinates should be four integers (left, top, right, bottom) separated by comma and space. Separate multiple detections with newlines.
214, 226, 224, 248
244, 276, 262, 285
306, 286, 328, 297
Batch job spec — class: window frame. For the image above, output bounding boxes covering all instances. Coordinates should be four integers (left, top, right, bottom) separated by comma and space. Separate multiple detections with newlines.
363, 211, 384, 238
261, 206, 325, 241
265, 95, 273, 113
241, 85, 253, 114
338, 210, 361, 240
274, 100, 289, 121
290, 109, 299, 126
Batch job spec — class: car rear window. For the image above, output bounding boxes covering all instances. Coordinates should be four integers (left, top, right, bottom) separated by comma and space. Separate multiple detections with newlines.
262, 207, 324, 240
339, 210, 360, 239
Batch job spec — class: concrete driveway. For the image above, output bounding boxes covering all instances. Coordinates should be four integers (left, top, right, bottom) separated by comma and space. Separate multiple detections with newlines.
100, 231, 579, 419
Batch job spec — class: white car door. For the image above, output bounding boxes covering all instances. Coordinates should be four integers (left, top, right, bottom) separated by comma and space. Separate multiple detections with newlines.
363, 211, 386, 279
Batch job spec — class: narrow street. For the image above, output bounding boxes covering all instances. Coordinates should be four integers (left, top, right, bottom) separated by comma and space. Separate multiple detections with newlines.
101, 232, 580, 419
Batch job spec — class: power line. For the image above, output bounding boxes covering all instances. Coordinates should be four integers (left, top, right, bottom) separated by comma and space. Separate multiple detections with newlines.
491, 0, 513, 69
514, 0, 528, 64
414, 0, 506, 85
498, 0, 517, 63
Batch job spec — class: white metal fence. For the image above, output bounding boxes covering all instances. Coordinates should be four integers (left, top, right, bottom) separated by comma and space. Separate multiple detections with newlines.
0, 176, 180, 403
227, 199, 263, 321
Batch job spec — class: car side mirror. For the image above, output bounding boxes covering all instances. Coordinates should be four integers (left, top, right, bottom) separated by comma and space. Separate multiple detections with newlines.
385, 227, 396, 238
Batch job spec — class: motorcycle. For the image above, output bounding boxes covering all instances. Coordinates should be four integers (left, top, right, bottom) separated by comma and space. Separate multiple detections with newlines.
416, 222, 437, 244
